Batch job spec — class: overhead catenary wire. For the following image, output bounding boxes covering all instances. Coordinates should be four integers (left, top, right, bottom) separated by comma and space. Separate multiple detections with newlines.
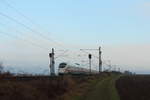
0, 17, 72, 66
0, 21, 51, 50
0, 21, 53, 50
1, 0, 41, 27
55, 50, 69, 59
0, 1, 109, 70
0, 31, 50, 50
80, 49, 115, 70
80, 49, 99, 59
80, 49, 109, 64
1, 0, 67, 49
0, 0, 110, 73
0, 1, 82, 63
0, 12, 66, 50
0, 12, 76, 64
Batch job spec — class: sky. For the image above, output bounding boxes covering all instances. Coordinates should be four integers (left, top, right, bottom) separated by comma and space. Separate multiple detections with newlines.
0, 0, 150, 74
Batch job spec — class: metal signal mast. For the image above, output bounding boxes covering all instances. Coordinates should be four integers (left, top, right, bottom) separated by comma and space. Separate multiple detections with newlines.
49, 48, 55, 76
80, 46, 102, 73
88, 54, 92, 74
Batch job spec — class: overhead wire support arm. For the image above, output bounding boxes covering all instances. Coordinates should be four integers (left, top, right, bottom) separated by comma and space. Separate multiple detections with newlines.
80, 49, 98, 50
80, 46, 102, 73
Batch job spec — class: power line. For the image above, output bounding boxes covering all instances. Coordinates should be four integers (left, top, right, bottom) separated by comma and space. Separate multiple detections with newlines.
1, 0, 67, 49
1, 0, 41, 27
0, 1, 80, 61
0, 21, 49, 48
0, 21, 52, 50
0, 1, 103, 67
0, 12, 66, 50
0, 20, 72, 64
80, 49, 113, 67
80, 49, 99, 59
55, 50, 69, 59
80, 47, 102, 73
0, 31, 49, 50
0, 31, 72, 65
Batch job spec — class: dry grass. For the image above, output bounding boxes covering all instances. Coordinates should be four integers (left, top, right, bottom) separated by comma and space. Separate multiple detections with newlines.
0, 73, 112, 100
116, 75, 150, 100
0, 74, 76, 100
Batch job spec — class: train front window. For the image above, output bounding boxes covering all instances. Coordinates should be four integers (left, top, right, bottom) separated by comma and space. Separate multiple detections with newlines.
59, 63, 67, 68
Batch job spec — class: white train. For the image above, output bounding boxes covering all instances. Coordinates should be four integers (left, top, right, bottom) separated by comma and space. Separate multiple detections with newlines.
58, 62, 98, 75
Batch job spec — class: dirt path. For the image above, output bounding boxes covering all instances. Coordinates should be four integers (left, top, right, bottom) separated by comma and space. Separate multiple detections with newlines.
77, 75, 120, 100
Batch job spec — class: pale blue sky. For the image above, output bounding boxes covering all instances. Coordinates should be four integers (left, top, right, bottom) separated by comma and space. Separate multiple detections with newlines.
0, 0, 150, 44
0, 0, 150, 74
